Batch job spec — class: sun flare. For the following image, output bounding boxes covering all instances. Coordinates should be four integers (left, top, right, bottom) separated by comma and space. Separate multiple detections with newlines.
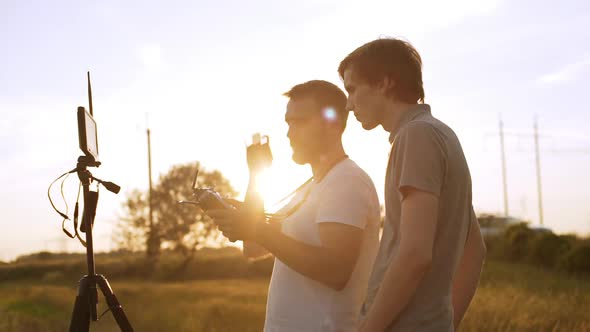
255, 167, 305, 214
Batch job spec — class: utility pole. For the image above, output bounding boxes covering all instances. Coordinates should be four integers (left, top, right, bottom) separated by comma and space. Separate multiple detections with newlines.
147, 127, 154, 233
534, 116, 544, 226
146, 116, 159, 259
499, 116, 509, 217
489, 118, 587, 229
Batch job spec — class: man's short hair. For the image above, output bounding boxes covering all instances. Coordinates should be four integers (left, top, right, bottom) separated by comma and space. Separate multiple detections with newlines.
338, 38, 425, 104
283, 80, 349, 130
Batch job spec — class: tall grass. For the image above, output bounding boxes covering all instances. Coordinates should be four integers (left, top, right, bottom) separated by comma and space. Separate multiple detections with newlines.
1, 251, 589, 331
459, 261, 590, 331
0, 279, 267, 332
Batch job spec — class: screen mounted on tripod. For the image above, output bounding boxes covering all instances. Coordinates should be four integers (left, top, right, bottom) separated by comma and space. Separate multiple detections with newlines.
77, 106, 99, 162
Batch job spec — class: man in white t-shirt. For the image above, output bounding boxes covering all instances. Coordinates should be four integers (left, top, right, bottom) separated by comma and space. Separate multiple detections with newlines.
207, 80, 380, 332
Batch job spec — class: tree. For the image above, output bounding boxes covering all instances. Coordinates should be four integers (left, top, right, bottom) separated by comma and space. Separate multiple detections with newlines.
112, 189, 148, 252
114, 161, 237, 259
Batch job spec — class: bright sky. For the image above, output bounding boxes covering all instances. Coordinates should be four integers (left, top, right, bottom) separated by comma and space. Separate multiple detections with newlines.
1, 0, 589, 261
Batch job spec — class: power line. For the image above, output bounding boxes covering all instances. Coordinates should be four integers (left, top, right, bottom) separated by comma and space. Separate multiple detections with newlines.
484, 119, 589, 228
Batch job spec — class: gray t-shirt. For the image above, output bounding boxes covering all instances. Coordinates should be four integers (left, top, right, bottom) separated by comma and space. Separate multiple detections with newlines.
361, 104, 475, 331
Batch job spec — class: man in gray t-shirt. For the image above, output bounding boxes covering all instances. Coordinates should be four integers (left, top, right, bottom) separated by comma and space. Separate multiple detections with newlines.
338, 38, 487, 331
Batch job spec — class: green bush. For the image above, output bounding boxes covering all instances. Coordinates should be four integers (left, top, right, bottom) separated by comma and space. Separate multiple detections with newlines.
483, 223, 590, 275
526, 232, 571, 268
494, 223, 536, 261
559, 244, 590, 274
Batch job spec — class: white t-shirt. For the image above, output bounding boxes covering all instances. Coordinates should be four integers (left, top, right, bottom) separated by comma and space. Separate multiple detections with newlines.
264, 159, 380, 332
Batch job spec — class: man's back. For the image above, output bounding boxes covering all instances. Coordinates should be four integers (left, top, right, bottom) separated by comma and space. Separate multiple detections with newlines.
362, 104, 474, 331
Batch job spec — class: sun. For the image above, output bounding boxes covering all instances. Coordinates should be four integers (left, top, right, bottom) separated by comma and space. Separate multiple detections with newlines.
255, 166, 308, 213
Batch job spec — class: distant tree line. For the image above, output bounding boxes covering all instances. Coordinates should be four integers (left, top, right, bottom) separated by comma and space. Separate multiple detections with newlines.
111, 160, 590, 275
484, 222, 590, 274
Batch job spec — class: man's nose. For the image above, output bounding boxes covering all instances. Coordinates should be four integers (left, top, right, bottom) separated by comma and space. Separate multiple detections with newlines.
345, 98, 354, 112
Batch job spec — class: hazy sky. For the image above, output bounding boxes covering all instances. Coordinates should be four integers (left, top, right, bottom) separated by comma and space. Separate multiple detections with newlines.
1, 0, 589, 261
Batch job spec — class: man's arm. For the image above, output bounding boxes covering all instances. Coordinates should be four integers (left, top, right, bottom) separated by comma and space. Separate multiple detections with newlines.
223, 199, 271, 259
250, 172, 371, 290
242, 173, 272, 259
212, 167, 369, 290
243, 241, 271, 259
361, 188, 438, 331
255, 220, 362, 290
242, 139, 274, 259
451, 214, 486, 329
209, 206, 363, 290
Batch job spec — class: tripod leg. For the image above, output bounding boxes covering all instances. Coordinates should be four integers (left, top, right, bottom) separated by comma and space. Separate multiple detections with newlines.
96, 275, 135, 332
69, 277, 91, 332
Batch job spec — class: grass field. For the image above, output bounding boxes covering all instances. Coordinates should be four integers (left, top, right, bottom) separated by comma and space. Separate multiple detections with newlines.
1, 258, 589, 331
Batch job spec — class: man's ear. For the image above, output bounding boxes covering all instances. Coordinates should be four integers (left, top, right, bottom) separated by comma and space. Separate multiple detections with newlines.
379, 76, 396, 94
322, 114, 344, 135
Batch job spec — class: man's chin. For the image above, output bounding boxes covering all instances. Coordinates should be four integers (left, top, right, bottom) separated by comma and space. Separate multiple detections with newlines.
292, 153, 307, 165
361, 121, 379, 131
355, 115, 378, 131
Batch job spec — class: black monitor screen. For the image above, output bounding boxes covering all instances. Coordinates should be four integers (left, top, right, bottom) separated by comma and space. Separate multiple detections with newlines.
77, 107, 99, 162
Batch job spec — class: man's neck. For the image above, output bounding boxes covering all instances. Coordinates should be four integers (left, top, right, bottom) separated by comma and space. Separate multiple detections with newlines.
381, 101, 419, 134
310, 144, 347, 182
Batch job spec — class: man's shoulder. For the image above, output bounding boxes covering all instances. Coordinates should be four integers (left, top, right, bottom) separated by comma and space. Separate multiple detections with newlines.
321, 159, 378, 196
395, 112, 457, 151
331, 159, 375, 184
402, 113, 448, 135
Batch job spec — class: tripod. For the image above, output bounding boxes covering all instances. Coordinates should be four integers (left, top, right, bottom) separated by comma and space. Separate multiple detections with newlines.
69, 156, 134, 332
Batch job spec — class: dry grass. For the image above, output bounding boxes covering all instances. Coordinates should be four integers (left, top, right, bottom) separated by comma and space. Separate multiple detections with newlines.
0, 279, 267, 332
459, 261, 590, 331
1, 257, 589, 331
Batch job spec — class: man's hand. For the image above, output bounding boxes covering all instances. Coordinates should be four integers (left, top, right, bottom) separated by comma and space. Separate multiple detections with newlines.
452, 211, 486, 329
358, 317, 368, 332
223, 198, 244, 209
358, 317, 382, 332
207, 206, 261, 242
361, 187, 438, 330
246, 139, 272, 174
358, 317, 384, 332
358, 318, 366, 332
